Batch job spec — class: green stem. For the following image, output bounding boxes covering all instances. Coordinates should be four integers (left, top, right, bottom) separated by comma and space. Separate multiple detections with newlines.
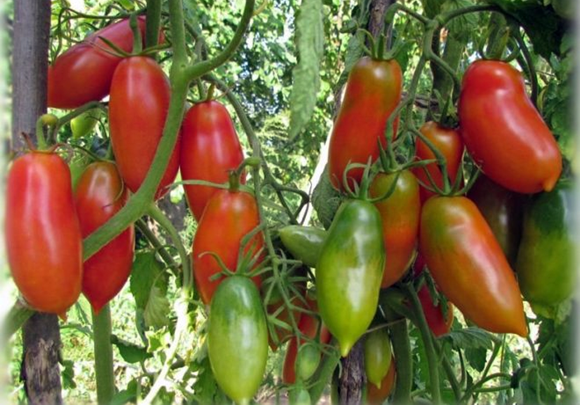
405, 283, 441, 404
35, 114, 58, 150
474, 383, 512, 394
54, 101, 106, 135
92, 305, 116, 405
135, 219, 179, 271
460, 372, 511, 402
182, 0, 255, 82
2, 301, 34, 343
145, 0, 162, 49
439, 4, 500, 26
309, 341, 341, 403
386, 309, 413, 404
130, 13, 143, 54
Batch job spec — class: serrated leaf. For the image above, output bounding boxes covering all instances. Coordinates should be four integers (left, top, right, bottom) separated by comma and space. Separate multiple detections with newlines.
143, 285, 171, 329
129, 251, 167, 310
465, 346, 488, 372
440, 327, 499, 350
288, 0, 324, 140
311, 166, 344, 229
61, 359, 76, 389
110, 379, 138, 405
111, 335, 152, 364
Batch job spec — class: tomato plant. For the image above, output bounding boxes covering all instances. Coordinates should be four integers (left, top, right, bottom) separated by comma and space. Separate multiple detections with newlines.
74, 162, 135, 314
328, 56, 402, 190
6, 150, 83, 315
108, 56, 180, 199
458, 60, 562, 193
180, 99, 246, 221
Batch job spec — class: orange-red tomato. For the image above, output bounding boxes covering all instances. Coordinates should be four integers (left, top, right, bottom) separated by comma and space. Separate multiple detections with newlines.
328, 56, 402, 191
458, 60, 561, 193
366, 357, 396, 405
6, 151, 83, 315
180, 100, 245, 221
109, 56, 180, 199
282, 299, 332, 385
192, 189, 263, 304
370, 170, 421, 288
420, 196, 527, 336
74, 162, 134, 314
48, 17, 152, 109
413, 121, 464, 202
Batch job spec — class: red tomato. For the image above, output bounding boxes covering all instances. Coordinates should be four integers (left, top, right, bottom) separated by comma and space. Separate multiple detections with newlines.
413, 121, 464, 202
458, 60, 561, 193
48, 17, 152, 109
282, 299, 332, 385
192, 189, 263, 304
366, 357, 396, 405
5, 151, 83, 315
74, 162, 135, 314
109, 56, 180, 199
370, 170, 421, 288
419, 196, 527, 336
180, 100, 245, 221
328, 56, 402, 191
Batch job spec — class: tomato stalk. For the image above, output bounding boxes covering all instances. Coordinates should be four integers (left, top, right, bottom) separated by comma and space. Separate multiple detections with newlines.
92, 305, 115, 405
403, 282, 442, 404
384, 307, 413, 404
145, 0, 162, 49
34, 114, 58, 150
129, 14, 143, 54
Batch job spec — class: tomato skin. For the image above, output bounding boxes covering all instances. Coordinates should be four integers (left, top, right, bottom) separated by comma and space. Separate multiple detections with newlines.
420, 196, 527, 336
458, 60, 562, 193
74, 162, 135, 314
316, 200, 385, 357
192, 189, 263, 305
413, 121, 464, 202
71, 108, 101, 139
278, 225, 327, 268
109, 56, 180, 199
6, 152, 83, 314
328, 57, 402, 190
468, 175, 524, 267
208, 276, 268, 405
516, 181, 574, 316
366, 357, 396, 405
48, 17, 150, 109
364, 329, 392, 389
370, 170, 421, 288
180, 100, 245, 221
282, 299, 332, 385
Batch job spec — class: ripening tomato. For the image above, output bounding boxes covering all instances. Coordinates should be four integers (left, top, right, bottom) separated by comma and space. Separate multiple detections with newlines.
364, 329, 392, 389
413, 121, 464, 202
48, 17, 154, 109
74, 162, 134, 314
328, 57, 402, 190
6, 151, 83, 315
282, 298, 332, 385
458, 60, 562, 193
192, 189, 263, 304
208, 276, 268, 405
109, 56, 180, 199
180, 100, 245, 221
366, 357, 396, 405
316, 199, 385, 356
420, 196, 527, 336
370, 170, 421, 288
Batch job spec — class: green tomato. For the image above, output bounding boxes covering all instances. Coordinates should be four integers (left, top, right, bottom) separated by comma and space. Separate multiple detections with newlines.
295, 343, 321, 382
70, 109, 101, 139
316, 199, 385, 357
279, 225, 326, 267
516, 181, 575, 318
208, 276, 268, 405
289, 386, 311, 405
364, 329, 392, 389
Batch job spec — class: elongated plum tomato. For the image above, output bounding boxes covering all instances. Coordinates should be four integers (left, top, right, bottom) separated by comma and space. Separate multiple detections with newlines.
419, 196, 527, 336
109, 56, 180, 199
180, 100, 245, 221
6, 151, 82, 314
413, 121, 464, 202
328, 56, 402, 191
282, 298, 332, 384
192, 189, 263, 304
74, 162, 135, 314
208, 276, 268, 405
364, 328, 392, 389
48, 16, 156, 109
458, 60, 561, 193
370, 170, 420, 288
366, 357, 396, 405
316, 199, 385, 356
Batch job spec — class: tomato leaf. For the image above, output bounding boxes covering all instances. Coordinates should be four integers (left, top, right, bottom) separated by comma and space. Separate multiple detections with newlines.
61, 359, 76, 389
311, 167, 344, 229
110, 379, 138, 405
465, 346, 487, 372
288, 0, 324, 140
129, 251, 168, 310
111, 334, 152, 364
442, 0, 479, 42
440, 327, 499, 350
143, 285, 171, 329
